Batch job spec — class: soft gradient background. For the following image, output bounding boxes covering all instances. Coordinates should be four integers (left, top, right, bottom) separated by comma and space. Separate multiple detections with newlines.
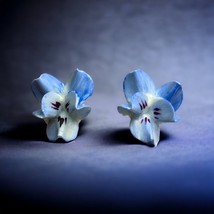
0, 0, 214, 213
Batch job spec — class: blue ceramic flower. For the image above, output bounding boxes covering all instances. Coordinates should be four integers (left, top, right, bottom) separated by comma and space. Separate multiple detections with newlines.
118, 69, 183, 147
32, 69, 94, 142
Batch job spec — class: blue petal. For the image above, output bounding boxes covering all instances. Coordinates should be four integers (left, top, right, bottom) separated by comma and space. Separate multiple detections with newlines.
65, 91, 91, 121
32, 73, 64, 101
156, 81, 183, 111
123, 69, 156, 103
65, 69, 94, 104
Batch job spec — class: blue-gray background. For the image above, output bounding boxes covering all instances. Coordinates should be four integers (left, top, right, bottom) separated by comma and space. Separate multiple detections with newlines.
0, 0, 214, 213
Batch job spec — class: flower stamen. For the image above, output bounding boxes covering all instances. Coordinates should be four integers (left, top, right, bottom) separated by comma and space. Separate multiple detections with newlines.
65, 102, 69, 111
58, 116, 64, 127
141, 117, 150, 124
139, 100, 148, 111
51, 101, 61, 110
154, 108, 161, 116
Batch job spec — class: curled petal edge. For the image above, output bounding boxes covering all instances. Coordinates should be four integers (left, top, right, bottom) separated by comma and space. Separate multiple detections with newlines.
117, 104, 133, 117
123, 69, 156, 104
149, 95, 177, 123
65, 69, 94, 104
71, 106, 91, 122
156, 81, 183, 111
31, 73, 64, 102
41, 91, 63, 118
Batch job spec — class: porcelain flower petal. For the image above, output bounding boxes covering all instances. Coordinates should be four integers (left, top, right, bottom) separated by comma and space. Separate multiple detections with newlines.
41, 91, 64, 118
129, 92, 176, 146
46, 117, 79, 142
32, 69, 94, 142
118, 69, 183, 146
117, 104, 133, 117
123, 69, 156, 103
65, 91, 91, 122
65, 69, 94, 104
130, 117, 160, 146
32, 73, 64, 101
156, 81, 183, 111
132, 92, 176, 121
42, 91, 90, 142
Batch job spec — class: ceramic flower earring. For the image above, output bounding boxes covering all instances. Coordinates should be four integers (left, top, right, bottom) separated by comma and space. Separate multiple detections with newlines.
31, 69, 94, 142
118, 69, 183, 147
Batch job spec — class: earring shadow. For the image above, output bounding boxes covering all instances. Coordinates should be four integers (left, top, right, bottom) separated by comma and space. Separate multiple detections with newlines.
104, 128, 170, 146
0, 120, 88, 143
77, 120, 88, 136
0, 121, 48, 142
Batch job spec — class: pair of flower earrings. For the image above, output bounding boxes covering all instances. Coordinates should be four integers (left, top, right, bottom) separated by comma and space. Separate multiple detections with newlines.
31, 69, 183, 147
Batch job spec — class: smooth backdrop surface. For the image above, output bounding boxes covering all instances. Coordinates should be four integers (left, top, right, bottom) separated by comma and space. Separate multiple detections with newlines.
0, 0, 214, 213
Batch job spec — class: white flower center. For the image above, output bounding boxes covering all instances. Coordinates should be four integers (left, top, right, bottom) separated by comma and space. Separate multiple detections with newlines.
51, 99, 72, 127
137, 94, 162, 122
